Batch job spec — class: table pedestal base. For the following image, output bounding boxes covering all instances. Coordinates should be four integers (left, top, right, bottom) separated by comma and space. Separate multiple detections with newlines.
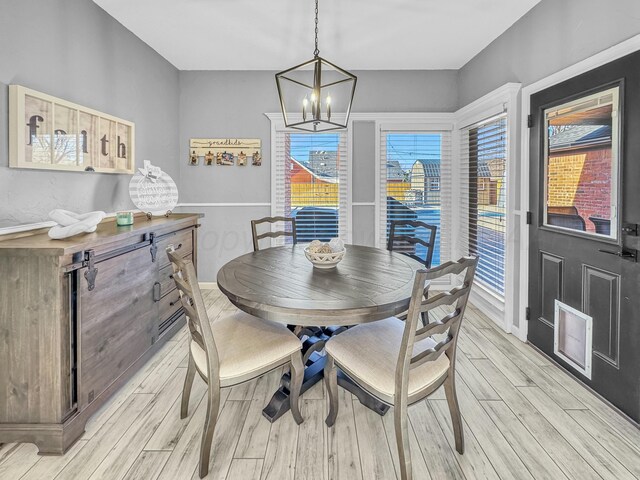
262, 330, 389, 423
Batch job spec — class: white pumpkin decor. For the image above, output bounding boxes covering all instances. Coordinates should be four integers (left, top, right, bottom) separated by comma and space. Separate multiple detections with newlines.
129, 160, 179, 217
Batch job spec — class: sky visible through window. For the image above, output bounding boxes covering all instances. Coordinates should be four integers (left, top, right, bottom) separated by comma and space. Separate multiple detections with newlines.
289, 133, 339, 163
386, 133, 442, 266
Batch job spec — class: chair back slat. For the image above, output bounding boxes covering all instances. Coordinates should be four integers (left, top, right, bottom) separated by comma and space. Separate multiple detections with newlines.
410, 337, 454, 369
420, 285, 469, 311
166, 247, 221, 383
423, 259, 470, 279
387, 220, 437, 268
394, 256, 477, 404
172, 275, 191, 296
414, 308, 462, 342
389, 235, 431, 248
251, 216, 297, 251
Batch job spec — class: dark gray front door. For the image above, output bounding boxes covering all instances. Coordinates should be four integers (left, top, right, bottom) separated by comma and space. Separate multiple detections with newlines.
528, 50, 640, 423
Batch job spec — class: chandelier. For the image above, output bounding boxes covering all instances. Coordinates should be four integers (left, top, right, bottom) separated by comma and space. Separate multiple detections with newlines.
275, 0, 357, 132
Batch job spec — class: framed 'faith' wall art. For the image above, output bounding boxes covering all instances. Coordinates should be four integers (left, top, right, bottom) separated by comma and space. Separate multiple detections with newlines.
9, 85, 135, 174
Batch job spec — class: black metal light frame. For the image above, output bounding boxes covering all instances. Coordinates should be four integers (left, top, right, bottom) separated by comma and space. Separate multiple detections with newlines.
275, 0, 357, 132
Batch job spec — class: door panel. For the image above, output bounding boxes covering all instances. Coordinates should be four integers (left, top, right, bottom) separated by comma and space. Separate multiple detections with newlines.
582, 265, 620, 368
529, 50, 640, 423
79, 246, 157, 409
539, 251, 564, 328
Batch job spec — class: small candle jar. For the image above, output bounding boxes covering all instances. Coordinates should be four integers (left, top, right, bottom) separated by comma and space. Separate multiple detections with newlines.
116, 211, 134, 226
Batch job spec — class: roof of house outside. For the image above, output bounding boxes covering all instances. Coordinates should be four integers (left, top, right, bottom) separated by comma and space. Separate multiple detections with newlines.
412, 159, 440, 177
289, 157, 338, 184
478, 163, 492, 178
308, 150, 338, 178
412, 158, 493, 178
387, 160, 406, 181
549, 125, 612, 152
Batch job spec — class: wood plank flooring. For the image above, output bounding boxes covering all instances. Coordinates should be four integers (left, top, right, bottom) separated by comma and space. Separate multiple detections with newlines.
1, 287, 639, 480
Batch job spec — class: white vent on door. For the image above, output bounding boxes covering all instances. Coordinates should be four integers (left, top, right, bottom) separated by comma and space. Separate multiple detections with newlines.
554, 300, 593, 379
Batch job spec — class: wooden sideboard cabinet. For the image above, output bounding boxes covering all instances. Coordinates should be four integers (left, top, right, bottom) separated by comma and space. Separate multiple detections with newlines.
0, 213, 201, 454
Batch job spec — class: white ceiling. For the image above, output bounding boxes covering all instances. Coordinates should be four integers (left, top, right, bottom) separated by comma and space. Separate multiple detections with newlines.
93, 0, 541, 71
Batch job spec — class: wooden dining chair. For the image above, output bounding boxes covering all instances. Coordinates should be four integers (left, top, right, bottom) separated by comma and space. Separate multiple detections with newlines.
166, 247, 305, 478
324, 256, 478, 480
251, 216, 297, 251
387, 220, 437, 268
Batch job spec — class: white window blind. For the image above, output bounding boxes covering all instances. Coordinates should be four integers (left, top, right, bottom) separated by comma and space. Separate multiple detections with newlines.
378, 130, 452, 268
274, 131, 348, 244
458, 113, 507, 296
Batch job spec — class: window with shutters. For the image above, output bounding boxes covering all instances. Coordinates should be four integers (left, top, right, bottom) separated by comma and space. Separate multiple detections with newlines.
459, 114, 508, 296
378, 130, 452, 268
273, 131, 348, 243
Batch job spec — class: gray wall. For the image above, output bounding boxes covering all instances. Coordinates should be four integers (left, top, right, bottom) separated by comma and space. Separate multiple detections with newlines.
457, 0, 640, 328
177, 70, 458, 281
0, 0, 180, 227
458, 0, 640, 106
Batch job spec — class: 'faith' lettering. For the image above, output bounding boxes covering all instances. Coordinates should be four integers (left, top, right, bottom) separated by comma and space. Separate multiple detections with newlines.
117, 136, 126, 159
100, 134, 109, 156
81, 130, 88, 154
26, 115, 43, 146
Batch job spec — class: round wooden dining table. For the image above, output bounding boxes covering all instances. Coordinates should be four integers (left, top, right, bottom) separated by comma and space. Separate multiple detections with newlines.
216, 244, 424, 422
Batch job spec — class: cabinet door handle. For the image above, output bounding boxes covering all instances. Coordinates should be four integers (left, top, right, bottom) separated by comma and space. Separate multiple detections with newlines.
153, 282, 161, 302
83, 249, 98, 291
149, 232, 158, 262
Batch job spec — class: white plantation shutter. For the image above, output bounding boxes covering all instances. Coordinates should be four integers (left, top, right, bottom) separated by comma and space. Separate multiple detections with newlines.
458, 113, 508, 297
273, 130, 348, 245
378, 129, 452, 270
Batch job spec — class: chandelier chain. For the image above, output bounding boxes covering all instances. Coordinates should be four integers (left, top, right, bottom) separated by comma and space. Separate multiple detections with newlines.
314, 0, 319, 57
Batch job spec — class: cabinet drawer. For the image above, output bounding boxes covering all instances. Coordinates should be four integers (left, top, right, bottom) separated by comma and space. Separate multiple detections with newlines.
159, 264, 176, 298
159, 251, 194, 297
160, 288, 182, 322
157, 229, 193, 268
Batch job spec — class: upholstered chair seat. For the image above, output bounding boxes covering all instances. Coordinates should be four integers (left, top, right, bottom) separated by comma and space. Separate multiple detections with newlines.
189, 310, 303, 386
325, 317, 450, 404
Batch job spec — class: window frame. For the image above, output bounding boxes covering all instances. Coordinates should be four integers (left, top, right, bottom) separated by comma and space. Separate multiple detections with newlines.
540, 85, 621, 242
374, 119, 455, 252
374, 119, 455, 289
455, 83, 521, 332
463, 113, 508, 297
268, 114, 350, 246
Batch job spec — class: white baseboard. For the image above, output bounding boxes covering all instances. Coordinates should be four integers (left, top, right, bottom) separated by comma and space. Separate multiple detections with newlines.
199, 282, 217, 289
470, 287, 507, 332
510, 324, 527, 342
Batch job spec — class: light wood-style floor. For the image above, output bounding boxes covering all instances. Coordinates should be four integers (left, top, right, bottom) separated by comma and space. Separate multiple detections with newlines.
1, 287, 639, 480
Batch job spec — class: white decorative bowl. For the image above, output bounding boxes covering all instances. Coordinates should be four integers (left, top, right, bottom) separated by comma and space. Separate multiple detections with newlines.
304, 246, 346, 269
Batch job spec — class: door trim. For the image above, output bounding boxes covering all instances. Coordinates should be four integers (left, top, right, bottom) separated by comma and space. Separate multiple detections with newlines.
518, 33, 640, 342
